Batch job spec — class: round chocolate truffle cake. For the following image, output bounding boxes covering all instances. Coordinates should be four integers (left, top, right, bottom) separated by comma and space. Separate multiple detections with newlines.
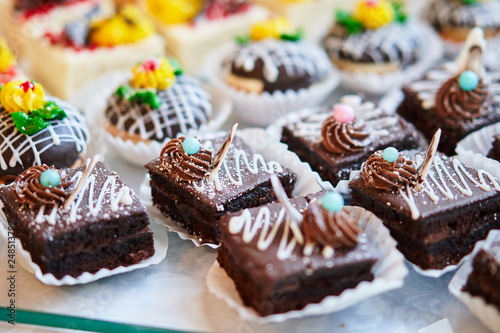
323, 23, 422, 73
0, 97, 89, 182
223, 39, 331, 94
427, 0, 500, 42
105, 58, 212, 144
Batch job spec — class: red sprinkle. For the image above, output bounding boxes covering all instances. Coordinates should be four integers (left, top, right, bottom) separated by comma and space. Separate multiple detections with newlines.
20, 81, 35, 92
142, 58, 160, 71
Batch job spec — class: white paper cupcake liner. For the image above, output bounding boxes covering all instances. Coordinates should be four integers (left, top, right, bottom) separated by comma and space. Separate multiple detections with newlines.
0, 203, 169, 286
448, 230, 500, 333
139, 127, 334, 248
206, 205, 408, 323
76, 71, 232, 166
456, 122, 500, 157
337, 22, 443, 95
203, 42, 340, 127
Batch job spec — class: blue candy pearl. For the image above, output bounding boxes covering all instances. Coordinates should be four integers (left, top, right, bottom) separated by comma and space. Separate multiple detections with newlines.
40, 169, 61, 188
383, 147, 399, 163
321, 192, 344, 213
459, 70, 479, 91
182, 137, 201, 155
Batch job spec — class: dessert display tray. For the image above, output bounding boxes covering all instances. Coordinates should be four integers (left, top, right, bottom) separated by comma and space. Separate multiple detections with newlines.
0, 88, 495, 333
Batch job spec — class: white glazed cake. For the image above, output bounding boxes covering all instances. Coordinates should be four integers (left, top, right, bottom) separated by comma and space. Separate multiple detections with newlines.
0, 2, 165, 100
144, 0, 269, 73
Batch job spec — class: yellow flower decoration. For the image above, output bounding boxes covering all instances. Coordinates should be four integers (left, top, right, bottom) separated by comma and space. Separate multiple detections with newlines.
130, 57, 176, 90
353, 0, 395, 30
147, 0, 202, 24
250, 17, 294, 41
0, 80, 46, 114
0, 39, 16, 73
89, 5, 155, 47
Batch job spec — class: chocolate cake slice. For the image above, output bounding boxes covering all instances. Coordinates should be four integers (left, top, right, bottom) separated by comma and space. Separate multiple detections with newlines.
146, 133, 297, 245
281, 95, 419, 186
463, 232, 500, 311
487, 135, 500, 162
397, 28, 500, 155
350, 145, 500, 270
0, 161, 155, 279
218, 191, 379, 316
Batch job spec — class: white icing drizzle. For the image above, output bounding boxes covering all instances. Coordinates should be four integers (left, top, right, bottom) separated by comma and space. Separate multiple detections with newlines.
0, 98, 88, 171
32, 163, 133, 225
427, 0, 500, 28
408, 62, 500, 109
190, 138, 283, 192
396, 154, 500, 220
292, 94, 399, 142
229, 206, 303, 260
324, 23, 421, 65
225, 39, 330, 83
106, 75, 212, 141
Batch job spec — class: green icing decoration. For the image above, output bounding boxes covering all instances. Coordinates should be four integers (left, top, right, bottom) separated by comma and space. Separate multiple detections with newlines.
11, 101, 68, 135
12, 112, 50, 135
116, 85, 134, 99
116, 85, 162, 109
461, 0, 478, 4
168, 58, 184, 76
280, 28, 304, 42
336, 10, 364, 35
393, 2, 408, 23
235, 34, 251, 45
335, 2, 408, 35
132, 91, 162, 109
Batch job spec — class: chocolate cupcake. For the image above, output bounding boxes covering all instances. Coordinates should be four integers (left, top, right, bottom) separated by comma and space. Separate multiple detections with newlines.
103, 56, 212, 164
487, 135, 500, 161
214, 17, 337, 126
324, 0, 422, 74
426, 0, 500, 43
0, 79, 89, 183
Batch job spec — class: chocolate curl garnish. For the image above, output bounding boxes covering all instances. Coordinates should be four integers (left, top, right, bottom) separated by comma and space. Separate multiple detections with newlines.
270, 174, 304, 245
208, 123, 238, 181
455, 28, 486, 80
13, 165, 72, 209
415, 129, 441, 191
63, 156, 99, 211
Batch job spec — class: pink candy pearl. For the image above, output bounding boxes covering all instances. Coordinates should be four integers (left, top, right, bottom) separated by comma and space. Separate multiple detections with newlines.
333, 104, 355, 123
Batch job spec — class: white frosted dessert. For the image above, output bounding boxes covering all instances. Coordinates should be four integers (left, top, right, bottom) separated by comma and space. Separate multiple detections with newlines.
144, 0, 269, 73
5, 3, 165, 100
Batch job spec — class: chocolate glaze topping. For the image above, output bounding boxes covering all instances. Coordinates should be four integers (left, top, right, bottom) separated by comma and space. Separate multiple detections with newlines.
435, 75, 492, 120
361, 150, 417, 191
13, 165, 73, 209
321, 116, 369, 154
160, 137, 212, 182
302, 200, 360, 250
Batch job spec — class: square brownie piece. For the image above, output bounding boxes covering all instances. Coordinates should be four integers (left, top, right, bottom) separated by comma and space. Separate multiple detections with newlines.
397, 61, 500, 155
0, 162, 155, 279
281, 95, 420, 186
350, 150, 500, 270
146, 135, 297, 245
463, 233, 500, 311
218, 192, 379, 316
